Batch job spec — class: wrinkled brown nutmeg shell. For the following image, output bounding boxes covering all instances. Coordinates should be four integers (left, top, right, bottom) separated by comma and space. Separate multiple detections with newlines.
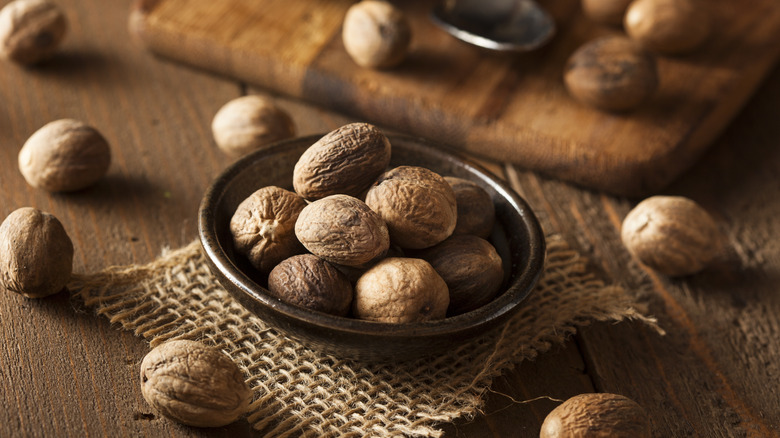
295, 194, 390, 267
140, 339, 252, 428
419, 235, 503, 316
625, 0, 711, 55
18, 119, 111, 192
564, 36, 658, 112
0, 207, 73, 298
230, 186, 307, 274
342, 0, 411, 69
365, 166, 457, 249
268, 254, 353, 316
445, 176, 495, 239
0, 0, 68, 65
211, 95, 295, 157
293, 122, 391, 201
353, 257, 449, 323
621, 195, 723, 277
541, 393, 652, 438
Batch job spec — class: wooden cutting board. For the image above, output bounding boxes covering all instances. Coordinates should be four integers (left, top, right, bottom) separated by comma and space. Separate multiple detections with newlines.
130, 0, 780, 196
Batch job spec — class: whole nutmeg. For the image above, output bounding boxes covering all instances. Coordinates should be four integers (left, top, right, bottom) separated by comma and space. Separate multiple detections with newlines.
621, 195, 723, 276
268, 254, 353, 316
353, 257, 449, 323
581, 0, 633, 26
342, 0, 411, 69
564, 36, 658, 112
18, 119, 111, 192
625, 0, 710, 55
445, 176, 495, 239
540, 393, 651, 438
0, 207, 73, 298
230, 186, 307, 274
293, 122, 391, 201
0, 0, 67, 65
295, 194, 390, 267
140, 339, 252, 428
419, 235, 503, 316
211, 95, 295, 157
366, 165, 457, 249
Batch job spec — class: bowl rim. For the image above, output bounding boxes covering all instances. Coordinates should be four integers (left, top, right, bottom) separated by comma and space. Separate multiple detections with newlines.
198, 133, 545, 340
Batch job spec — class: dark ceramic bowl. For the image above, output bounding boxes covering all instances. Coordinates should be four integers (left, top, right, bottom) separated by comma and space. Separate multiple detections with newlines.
199, 134, 545, 362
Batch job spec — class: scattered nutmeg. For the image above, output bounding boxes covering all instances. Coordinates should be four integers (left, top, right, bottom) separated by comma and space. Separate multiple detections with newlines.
140, 339, 252, 428
540, 393, 652, 438
0, 207, 73, 298
293, 122, 391, 201
342, 0, 411, 69
0, 0, 67, 65
621, 195, 723, 276
295, 194, 390, 267
268, 254, 353, 317
419, 235, 503, 316
211, 95, 295, 157
564, 36, 658, 112
230, 186, 307, 274
18, 119, 111, 192
581, 0, 633, 26
445, 176, 495, 239
365, 165, 457, 249
625, 0, 711, 55
353, 257, 449, 323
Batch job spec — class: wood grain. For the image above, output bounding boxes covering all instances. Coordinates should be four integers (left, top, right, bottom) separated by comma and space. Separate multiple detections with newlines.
129, 0, 780, 196
1, 0, 780, 436
505, 64, 780, 435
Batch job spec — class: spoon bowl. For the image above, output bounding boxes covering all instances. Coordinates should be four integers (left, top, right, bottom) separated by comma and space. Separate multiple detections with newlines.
431, 0, 556, 51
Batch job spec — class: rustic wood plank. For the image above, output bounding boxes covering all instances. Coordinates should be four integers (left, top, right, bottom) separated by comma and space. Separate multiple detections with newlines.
440, 342, 596, 437
2, 0, 780, 436
0, 0, 249, 436
506, 63, 780, 436
130, 0, 780, 195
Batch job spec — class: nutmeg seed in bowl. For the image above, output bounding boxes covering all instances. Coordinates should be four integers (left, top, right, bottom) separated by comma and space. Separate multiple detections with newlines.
199, 134, 545, 362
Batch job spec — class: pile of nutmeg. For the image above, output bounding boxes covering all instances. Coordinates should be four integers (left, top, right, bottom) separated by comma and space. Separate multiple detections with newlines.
228, 122, 505, 323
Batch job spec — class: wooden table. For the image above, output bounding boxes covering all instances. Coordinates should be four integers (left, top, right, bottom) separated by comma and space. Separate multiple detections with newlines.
1, 1, 778, 436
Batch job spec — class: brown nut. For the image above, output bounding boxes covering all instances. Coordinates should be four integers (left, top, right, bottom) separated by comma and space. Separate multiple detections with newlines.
293, 123, 391, 201
445, 176, 495, 239
621, 195, 722, 277
419, 235, 503, 316
295, 194, 390, 267
140, 339, 252, 428
564, 36, 658, 112
581, 0, 633, 26
365, 166, 457, 249
18, 119, 111, 192
342, 0, 411, 69
0, 0, 67, 65
540, 393, 651, 438
625, 0, 710, 55
353, 257, 449, 323
0, 207, 73, 298
268, 254, 353, 316
230, 186, 307, 274
211, 95, 295, 157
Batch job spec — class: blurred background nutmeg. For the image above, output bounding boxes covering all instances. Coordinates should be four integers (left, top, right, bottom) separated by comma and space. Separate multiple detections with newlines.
624, 0, 711, 55
211, 95, 296, 157
0, 0, 67, 65
564, 36, 659, 112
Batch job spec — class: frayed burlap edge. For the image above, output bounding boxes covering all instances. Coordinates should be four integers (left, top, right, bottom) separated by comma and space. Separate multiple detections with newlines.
68, 234, 660, 437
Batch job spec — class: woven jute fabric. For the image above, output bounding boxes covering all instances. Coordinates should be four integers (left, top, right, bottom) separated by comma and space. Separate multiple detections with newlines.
68, 234, 656, 437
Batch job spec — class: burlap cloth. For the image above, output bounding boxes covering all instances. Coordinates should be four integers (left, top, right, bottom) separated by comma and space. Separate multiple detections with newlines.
68, 233, 657, 437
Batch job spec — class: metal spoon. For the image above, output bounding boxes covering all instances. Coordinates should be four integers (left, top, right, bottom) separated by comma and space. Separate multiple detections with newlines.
430, 0, 556, 52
